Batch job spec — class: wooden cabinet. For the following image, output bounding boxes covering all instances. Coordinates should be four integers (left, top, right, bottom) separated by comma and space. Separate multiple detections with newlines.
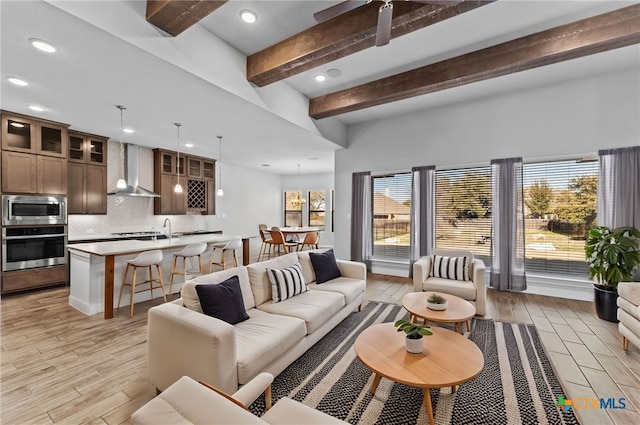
67, 131, 108, 214
1, 150, 66, 194
1, 111, 69, 195
1, 112, 68, 157
157, 173, 186, 215
68, 131, 107, 165
154, 149, 214, 215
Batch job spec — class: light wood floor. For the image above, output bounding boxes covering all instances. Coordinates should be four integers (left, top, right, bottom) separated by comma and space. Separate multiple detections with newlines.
1, 275, 639, 424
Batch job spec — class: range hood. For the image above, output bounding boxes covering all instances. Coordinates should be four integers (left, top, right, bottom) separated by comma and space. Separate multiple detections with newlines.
108, 144, 160, 197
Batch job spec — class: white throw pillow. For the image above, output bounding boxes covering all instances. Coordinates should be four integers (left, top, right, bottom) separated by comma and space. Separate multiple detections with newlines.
430, 255, 470, 281
267, 263, 308, 303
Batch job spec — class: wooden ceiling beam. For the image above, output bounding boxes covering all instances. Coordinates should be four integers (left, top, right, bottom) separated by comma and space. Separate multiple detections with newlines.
146, 0, 227, 36
309, 4, 640, 119
247, 0, 493, 87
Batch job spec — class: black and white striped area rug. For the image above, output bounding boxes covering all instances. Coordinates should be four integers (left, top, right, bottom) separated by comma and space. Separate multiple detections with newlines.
250, 302, 579, 425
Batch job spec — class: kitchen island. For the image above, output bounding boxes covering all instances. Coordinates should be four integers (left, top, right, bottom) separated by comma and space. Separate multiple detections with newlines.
68, 233, 251, 319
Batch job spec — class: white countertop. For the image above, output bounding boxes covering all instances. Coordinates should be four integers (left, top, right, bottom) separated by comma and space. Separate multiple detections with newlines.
68, 233, 245, 256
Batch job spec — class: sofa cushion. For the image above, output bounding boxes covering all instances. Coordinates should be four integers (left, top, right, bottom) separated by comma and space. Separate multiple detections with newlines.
131, 376, 266, 425
308, 277, 366, 305
247, 253, 299, 306
618, 282, 640, 307
182, 266, 255, 312
296, 249, 328, 284
430, 255, 470, 281
267, 263, 308, 303
256, 290, 344, 334
422, 277, 477, 301
195, 276, 249, 325
309, 249, 342, 284
235, 309, 306, 385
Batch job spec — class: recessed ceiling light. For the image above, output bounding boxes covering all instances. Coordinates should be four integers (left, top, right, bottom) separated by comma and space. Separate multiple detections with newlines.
184, 142, 194, 148
240, 9, 257, 24
326, 69, 341, 78
261, 164, 271, 167
315, 74, 327, 82
28, 105, 46, 112
123, 128, 134, 134
7, 77, 28, 86
29, 38, 56, 53
309, 157, 320, 161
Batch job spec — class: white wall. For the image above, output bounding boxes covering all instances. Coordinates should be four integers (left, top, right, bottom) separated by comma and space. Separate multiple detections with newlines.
334, 67, 640, 261
69, 143, 282, 258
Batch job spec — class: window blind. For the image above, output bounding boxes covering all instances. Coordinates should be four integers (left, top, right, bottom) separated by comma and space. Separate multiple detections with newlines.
372, 172, 411, 260
435, 166, 492, 269
522, 159, 598, 277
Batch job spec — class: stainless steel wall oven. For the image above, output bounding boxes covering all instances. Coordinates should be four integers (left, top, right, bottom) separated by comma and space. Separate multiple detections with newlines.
2, 226, 68, 272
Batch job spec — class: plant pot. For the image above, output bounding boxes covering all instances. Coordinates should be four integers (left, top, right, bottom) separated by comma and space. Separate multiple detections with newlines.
427, 301, 448, 311
405, 336, 423, 354
594, 285, 619, 323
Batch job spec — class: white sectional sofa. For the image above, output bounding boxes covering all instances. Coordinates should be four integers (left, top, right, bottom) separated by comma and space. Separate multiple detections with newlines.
147, 250, 366, 394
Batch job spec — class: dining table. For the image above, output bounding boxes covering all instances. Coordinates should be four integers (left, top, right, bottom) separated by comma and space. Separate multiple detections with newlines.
268, 226, 322, 241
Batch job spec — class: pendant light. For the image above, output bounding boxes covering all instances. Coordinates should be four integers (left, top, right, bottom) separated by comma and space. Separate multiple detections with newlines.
115, 105, 127, 189
291, 164, 306, 207
217, 135, 224, 197
174, 123, 183, 193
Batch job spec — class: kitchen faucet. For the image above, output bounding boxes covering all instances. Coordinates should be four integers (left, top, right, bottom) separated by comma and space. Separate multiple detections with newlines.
163, 218, 172, 240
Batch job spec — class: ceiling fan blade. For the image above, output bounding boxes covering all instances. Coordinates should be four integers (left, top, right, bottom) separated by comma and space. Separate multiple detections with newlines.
408, 0, 463, 6
314, 0, 370, 23
375, 2, 393, 46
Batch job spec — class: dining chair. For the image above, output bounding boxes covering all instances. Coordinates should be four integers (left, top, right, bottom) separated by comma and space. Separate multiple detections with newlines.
297, 231, 319, 251
210, 238, 243, 272
268, 229, 298, 256
258, 224, 276, 261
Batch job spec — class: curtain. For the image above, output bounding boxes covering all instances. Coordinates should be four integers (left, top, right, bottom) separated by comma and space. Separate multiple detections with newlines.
490, 157, 526, 291
597, 146, 640, 229
351, 171, 372, 270
409, 165, 435, 275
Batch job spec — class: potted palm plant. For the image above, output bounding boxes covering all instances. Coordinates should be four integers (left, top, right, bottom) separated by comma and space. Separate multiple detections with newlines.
394, 319, 433, 353
585, 225, 640, 322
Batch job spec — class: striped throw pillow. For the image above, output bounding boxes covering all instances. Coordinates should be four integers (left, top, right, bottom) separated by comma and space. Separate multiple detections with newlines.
430, 255, 470, 281
267, 263, 308, 303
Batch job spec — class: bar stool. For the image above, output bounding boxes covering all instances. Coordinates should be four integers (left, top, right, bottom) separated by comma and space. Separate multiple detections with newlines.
117, 249, 166, 318
169, 242, 208, 294
209, 239, 243, 272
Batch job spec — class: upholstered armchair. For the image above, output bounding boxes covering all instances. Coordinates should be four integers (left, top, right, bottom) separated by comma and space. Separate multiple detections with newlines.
617, 282, 640, 351
412, 248, 487, 316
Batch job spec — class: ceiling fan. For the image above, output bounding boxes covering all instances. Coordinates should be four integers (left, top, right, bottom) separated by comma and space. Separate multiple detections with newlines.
314, 0, 462, 47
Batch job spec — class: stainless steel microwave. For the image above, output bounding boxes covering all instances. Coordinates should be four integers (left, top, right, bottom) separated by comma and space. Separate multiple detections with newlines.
2, 195, 67, 226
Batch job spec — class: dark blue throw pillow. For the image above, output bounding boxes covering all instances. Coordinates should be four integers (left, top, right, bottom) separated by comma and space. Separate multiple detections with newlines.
195, 275, 249, 325
309, 249, 342, 284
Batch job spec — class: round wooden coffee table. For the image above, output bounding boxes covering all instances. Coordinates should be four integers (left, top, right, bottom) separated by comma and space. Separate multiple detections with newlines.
354, 323, 484, 425
402, 291, 476, 333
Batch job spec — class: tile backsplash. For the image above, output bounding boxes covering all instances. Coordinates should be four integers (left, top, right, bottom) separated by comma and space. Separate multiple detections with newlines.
68, 142, 220, 237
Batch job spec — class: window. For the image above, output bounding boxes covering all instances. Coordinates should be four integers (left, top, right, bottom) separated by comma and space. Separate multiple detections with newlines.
331, 189, 335, 232
372, 172, 411, 260
522, 159, 598, 277
284, 191, 303, 227
308, 190, 325, 230
435, 166, 492, 268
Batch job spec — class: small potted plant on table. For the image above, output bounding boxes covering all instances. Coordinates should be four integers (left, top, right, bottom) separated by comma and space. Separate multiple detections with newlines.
585, 225, 640, 322
394, 319, 432, 353
427, 293, 448, 310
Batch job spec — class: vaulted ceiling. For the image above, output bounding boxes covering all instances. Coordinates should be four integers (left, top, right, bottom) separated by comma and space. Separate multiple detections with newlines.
1, 1, 638, 174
